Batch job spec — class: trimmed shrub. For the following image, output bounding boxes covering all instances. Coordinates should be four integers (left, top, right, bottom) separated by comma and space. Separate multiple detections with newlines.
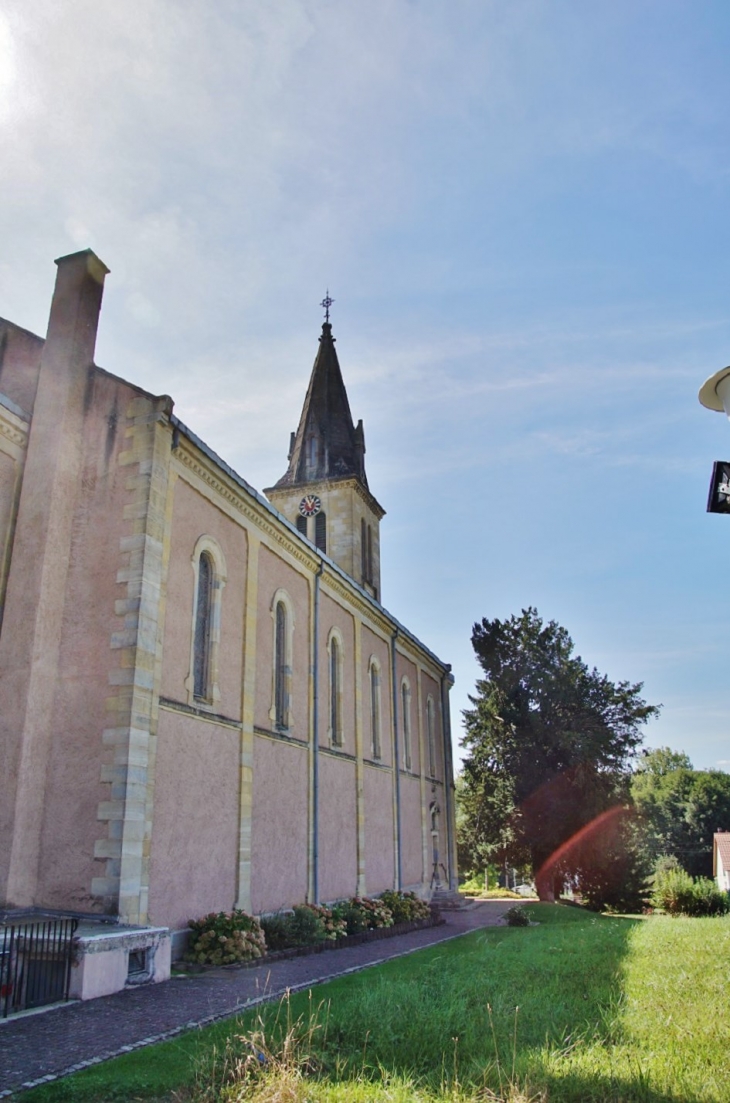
504, 906, 530, 927
185, 909, 266, 965
260, 904, 348, 950
379, 890, 431, 923
259, 912, 291, 952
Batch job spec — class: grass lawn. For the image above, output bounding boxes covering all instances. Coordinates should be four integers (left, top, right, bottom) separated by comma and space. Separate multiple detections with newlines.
23, 904, 730, 1103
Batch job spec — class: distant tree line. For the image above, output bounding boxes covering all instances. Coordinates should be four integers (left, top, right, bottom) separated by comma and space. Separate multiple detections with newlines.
457, 608, 730, 910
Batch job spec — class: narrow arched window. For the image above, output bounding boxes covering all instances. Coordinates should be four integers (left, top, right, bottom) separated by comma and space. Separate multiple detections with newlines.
367, 524, 373, 583
315, 511, 327, 554
330, 635, 342, 745
193, 552, 213, 700
296, 515, 307, 537
275, 600, 288, 728
427, 696, 436, 777
361, 518, 367, 582
369, 660, 381, 758
401, 679, 412, 770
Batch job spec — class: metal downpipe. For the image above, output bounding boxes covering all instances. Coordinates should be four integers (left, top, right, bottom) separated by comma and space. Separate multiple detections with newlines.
390, 628, 402, 890
312, 561, 323, 902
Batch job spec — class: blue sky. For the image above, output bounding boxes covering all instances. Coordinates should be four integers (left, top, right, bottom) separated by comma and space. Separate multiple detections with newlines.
2, 1, 729, 770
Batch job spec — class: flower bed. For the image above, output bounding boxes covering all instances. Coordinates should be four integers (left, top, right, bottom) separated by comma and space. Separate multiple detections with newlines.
176, 907, 442, 973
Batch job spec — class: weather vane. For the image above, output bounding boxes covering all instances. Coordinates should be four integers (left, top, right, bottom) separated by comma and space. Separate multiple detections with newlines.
320, 290, 334, 323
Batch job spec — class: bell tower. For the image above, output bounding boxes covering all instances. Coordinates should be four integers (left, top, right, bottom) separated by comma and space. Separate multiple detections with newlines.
264, 303, 385, 601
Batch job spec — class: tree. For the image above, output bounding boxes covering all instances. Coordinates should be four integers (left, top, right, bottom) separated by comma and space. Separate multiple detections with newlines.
459, 608, 659, 901
631, 747, 730, 878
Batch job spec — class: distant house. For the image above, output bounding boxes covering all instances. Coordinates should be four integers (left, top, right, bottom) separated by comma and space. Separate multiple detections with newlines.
712, 833, 730, 893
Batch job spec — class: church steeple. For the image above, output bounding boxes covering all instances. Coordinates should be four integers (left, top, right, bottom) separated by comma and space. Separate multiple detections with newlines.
264, 308, 385, 601
273, 321, 367, 490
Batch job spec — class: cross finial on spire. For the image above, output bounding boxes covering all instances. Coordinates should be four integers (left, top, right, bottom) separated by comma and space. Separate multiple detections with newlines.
320, 290, 334, 324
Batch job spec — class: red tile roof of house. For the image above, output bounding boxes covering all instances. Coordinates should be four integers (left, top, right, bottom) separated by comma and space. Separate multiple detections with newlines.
713, 832, 730, 874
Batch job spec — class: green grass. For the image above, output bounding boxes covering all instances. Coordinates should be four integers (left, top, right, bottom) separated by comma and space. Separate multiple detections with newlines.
22, 905, 730, 1103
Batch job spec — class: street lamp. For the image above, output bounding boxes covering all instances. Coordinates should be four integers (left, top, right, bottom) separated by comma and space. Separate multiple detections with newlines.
699, 366, 730, 514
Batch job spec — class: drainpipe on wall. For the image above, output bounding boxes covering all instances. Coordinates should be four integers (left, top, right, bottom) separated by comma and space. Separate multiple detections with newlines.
440, 667, 457, 891
311, 560, 324, 903
390, 628, 402, 890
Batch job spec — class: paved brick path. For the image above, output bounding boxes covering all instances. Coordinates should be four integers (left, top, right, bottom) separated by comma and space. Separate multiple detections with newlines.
0, 901, 513, 1097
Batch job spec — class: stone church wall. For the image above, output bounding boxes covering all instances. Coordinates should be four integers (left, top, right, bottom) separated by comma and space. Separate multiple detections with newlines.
0, 251, 457, 935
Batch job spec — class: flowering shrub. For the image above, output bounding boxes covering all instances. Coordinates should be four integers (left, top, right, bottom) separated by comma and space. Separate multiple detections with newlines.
379, 890, 431, 923
297, 903, 348, 941
260, 904, 347, 950
185, 909, 266, 965
333, 896, 394, 934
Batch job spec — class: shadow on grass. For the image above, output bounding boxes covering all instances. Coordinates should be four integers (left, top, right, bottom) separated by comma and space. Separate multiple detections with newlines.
20, 907, 712, 1103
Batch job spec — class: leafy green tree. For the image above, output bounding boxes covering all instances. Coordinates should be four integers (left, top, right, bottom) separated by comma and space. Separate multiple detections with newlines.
460, 608, 659, 901
632, 747, 730, 878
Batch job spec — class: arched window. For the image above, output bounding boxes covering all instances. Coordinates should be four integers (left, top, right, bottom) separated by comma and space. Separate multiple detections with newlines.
367, 524, 373, 583
188, 536, 227, 708
426, 695, 436, 777
369, 658, 381, 759
193, 552, 213, 699
270, 589, 294, 731
328, 630, 344, 746
296, 515, 307, 537
315, 511, 327, 554
401, 678, 412, 770
275, 601, 288, 728
361, 519, 374, 585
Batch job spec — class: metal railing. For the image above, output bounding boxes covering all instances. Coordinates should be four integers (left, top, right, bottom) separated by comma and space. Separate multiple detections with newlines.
0, 914, 78, 1017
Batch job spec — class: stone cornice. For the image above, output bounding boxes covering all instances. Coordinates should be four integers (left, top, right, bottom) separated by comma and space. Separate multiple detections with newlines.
171, 419, 451, 678
265, 475, 385, 520
0, 402, 28, 451
173, 439, 321, 575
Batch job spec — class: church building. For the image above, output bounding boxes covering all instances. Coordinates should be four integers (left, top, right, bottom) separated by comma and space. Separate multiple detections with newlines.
0, 250, 456, 978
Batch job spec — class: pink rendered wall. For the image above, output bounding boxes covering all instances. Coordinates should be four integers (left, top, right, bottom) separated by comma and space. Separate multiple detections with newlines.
160, 477, 247, 718
318, 754, 358, 902
318, 591, 355, 751
0, 322, 43, 415
34, 371, 143, 910
148, 710, 240, 931
250, 735, 309, 914
363, 764, 395, 894
361, 625, 392, 765
400, 774, 424, 887
254, 546, 310, 740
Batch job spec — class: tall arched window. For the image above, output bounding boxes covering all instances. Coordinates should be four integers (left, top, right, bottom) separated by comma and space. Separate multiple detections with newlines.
188, 536, 227, 709
296, 515, 307, 537
401, 678, 412, 770
361, 518, 367, 582
328, 630, 343, 746
270, 589, 294, 731
426, 695, 436, 777
275, 600, 288, 728
369, 658, 381, 759
315, 511, 327, 554
193, 552, 213, 699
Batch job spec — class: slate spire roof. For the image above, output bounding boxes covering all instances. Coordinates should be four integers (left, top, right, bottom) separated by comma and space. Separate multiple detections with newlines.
273, 321, 367, 488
